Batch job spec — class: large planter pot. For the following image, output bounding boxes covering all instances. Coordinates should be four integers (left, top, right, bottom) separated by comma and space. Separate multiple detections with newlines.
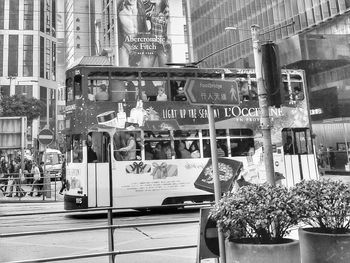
299, 228, 350, 263
225, 238, 300, 263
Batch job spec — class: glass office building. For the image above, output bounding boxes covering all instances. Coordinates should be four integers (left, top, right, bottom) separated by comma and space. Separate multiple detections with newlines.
188, 0, 350, 172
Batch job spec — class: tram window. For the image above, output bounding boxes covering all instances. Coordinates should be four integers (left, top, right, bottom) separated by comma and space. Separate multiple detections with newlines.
144, 131, 172, 160
202, 139, 228, 157
229, 129, 253, 136
66, 135, 72, 163
109, 79, 138, 102
291, 83, 304, 101
87, 132, 110, 163
230, 138, 254, 156
217, 139, 228, 157
72, 135, 83, 163
239, 81, 258, 101
202, 129, 227, 137
170, 80, 187, 101
113, 131, 141, 161
88, 79, 110, 101
66, 78, 73, 102
282, 128, 312, 155
283, 82, 290, 101
140, 80, 168, 102
74, 75, 82, 99
203, 140, 211, 157
174, 140, 190, 159
173, 130, 199, 138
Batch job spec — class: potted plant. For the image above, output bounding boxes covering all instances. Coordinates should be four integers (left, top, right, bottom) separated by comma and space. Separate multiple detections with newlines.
292, 179, 350, 263
210, 183, 301, 263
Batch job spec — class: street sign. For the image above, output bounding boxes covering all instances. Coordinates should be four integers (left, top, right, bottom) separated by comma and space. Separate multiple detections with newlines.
184, 78, 240, 105
197, 207, 219, 261
38, 129, 54, 145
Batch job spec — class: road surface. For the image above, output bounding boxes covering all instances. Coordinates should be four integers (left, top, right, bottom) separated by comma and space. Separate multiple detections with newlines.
0, 203, 210, 263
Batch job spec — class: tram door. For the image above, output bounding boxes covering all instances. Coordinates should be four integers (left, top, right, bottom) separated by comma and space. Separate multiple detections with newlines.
282, 128, 318, 187
87, 132, 111, 207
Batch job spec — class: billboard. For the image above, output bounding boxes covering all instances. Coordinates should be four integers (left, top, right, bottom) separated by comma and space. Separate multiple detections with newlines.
116, 0, 185, 67
0, 117, 27, 149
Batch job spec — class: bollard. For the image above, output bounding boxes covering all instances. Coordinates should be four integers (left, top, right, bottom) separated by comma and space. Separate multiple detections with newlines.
43, 171, 51, 198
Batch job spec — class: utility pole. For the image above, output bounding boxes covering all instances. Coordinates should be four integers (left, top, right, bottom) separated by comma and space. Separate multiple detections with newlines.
207, 105, 226, 263
251, 25, 275, 185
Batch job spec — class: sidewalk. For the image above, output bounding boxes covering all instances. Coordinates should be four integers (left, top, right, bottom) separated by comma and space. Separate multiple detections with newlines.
0, 181, 64, 203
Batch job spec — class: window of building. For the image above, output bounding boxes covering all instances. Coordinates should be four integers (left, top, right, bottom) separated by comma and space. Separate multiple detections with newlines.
15, 85, 33, 98
321, 0, 331, 19
45, 39, 50, 79
0, 35, 3, 76
346, 0, 350, 9
23, 35, 33, 77
184, 25, 188, 44
40, 0, 45, 32
40, 37, 45, 78
52, 0, 56, 37
0, 0, 4, 29
9, 0, 19, 30
51, 42, 56, 80
0, 86, 10, 96
46, 0, 51, 34
8, 35, 18, 77
24, 0, 34, 30
49, 88, 54, 119
40, 86, 47, 124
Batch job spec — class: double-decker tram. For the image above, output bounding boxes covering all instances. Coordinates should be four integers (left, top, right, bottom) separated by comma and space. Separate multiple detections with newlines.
63, 61, 318, 210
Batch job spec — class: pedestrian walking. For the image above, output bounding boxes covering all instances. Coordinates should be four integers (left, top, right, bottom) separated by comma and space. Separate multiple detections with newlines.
5, 160, 16, 197
29, 162, 42, 197
59, 158, 66, 195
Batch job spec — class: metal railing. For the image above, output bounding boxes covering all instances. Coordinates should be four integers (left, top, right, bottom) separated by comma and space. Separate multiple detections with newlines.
0, 203, 209, 263
0, 172, 61, 201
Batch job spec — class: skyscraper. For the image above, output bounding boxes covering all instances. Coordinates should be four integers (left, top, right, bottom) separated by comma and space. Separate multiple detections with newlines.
188, 0, 350, 172
0, 0, 58, 148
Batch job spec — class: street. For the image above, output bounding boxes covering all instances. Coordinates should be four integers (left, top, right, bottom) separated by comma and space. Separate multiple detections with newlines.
0, 202, 205, 263
1, 175, 349, 263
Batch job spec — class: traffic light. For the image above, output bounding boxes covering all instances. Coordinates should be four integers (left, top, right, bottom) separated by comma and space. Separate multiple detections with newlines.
261, 42, 284, 108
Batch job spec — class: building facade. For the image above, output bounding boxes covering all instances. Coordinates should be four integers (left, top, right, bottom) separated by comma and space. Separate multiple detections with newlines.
0, 0, 58, 151
188, 0, 350, 172
64, 0, 97, 69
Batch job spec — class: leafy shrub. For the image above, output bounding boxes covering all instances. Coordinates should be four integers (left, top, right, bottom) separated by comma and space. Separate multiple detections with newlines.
291, 179, 350, 234
210, 183, 302, 244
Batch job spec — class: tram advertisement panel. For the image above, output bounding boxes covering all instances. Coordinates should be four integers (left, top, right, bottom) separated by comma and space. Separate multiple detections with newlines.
68, 99, 309, 146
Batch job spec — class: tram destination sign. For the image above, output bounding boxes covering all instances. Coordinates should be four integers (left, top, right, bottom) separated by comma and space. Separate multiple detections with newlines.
38, 128, 54, 146
184, 78, 240, 106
